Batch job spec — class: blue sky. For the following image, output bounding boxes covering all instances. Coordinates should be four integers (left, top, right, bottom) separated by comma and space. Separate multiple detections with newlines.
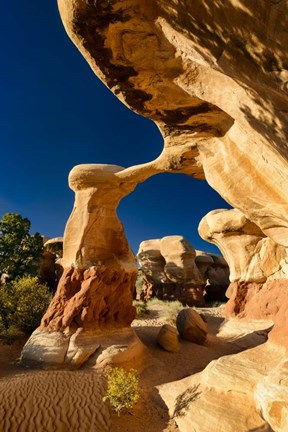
1, 2, 230, 255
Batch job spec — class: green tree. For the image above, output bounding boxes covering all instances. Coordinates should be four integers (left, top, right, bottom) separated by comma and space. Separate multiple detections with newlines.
0, 276, 51, 333
0, 213, 43, 281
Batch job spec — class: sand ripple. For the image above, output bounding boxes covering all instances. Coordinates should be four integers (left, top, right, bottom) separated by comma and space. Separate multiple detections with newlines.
0, 371, 110, 432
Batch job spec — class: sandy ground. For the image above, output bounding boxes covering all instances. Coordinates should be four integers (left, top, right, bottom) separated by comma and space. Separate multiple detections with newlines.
0, 305, 263, 432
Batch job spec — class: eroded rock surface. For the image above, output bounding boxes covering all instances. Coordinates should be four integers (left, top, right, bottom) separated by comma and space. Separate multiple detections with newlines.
199, 209, 288, 348
22, 2, 288, 428
157, 324, 180, 352
22, 165, 144, 368
159, 321, 286, 432
58, 0, 288, 248
137, 236, 229, 305
137, 236, 206, 306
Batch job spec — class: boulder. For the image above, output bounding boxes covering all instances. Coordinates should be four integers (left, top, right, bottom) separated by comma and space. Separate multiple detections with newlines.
176, 308, 208, 345
157, 324, 180, 352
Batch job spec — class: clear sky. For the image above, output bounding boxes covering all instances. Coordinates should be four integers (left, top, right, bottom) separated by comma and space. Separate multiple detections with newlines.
1, 2, 230, 255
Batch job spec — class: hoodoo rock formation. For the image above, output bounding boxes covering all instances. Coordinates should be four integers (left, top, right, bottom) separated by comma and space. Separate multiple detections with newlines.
137, 236, 229, 305
22, 165, 144, 368
199, 208, 288, 346
22, 1, 288, 430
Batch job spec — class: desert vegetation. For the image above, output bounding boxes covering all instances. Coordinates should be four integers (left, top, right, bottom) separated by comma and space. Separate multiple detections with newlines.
103, 368, 140, 416
0, 213, 50, 343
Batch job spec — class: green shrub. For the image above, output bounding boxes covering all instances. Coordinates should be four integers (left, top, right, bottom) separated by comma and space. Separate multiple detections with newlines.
0, 212, 43, 281
103, 367, 140, 415
133, 300, 148, 317
0, 325, 24, 345
0, 276, 51, 334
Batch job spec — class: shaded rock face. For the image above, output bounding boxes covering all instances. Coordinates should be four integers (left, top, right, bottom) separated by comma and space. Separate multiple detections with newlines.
137, 236, 229, 305
38, 237, 64, 292
195, 251, 230, 302
138, 236, 205, 306
157, 324, 180, 352
176, 308, 208, 345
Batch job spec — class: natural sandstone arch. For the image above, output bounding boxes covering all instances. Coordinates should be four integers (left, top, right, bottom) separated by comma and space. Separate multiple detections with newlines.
22, 0, 288, 386
57, 0, 288, 247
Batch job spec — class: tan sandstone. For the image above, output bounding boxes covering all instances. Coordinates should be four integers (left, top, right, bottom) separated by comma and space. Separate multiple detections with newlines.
20, 1, 288, 430
22, 164, 145, 368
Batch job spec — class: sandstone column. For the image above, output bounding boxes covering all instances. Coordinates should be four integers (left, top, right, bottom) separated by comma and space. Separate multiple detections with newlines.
22, 164, 142, 368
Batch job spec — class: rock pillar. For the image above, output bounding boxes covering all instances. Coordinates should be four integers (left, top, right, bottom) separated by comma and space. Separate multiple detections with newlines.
21, 164, 142, 368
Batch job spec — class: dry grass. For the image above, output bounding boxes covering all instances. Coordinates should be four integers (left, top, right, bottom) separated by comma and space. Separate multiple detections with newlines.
147, 298, 188, 325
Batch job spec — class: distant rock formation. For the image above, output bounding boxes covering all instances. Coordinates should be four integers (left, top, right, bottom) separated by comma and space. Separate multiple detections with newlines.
38, 237, 63, 291
137, 236, 229, 305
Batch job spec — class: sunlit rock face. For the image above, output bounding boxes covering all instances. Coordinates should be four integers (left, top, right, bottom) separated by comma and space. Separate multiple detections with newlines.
137, 236, 229, 305
138, 236, 206, 306
56, 0, 288, 339
199, 208, 288, 348
58, 0, 288, 246
22, 165, 144, 368
23, 3, 288, 426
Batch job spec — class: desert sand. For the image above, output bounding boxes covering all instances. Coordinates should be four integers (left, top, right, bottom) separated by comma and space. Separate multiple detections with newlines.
0, 303, 269, 432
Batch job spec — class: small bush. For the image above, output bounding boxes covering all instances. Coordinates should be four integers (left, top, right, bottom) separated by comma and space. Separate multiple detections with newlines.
133, 300, 148, 317
103, 367, 140, 415
0, 276, 51, 334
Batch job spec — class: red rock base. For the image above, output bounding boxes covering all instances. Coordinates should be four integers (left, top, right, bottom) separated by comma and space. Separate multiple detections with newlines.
225, 279, 288, 347
41, 266, 136, 332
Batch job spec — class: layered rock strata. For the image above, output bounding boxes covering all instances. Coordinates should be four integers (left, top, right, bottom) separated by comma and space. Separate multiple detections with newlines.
57, 0, 288, 250
159, 320, 287, 432
22, 165, 144, 368
137, 236, 229, 305
199, 208, 288, 347
22, 1, 288, 428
